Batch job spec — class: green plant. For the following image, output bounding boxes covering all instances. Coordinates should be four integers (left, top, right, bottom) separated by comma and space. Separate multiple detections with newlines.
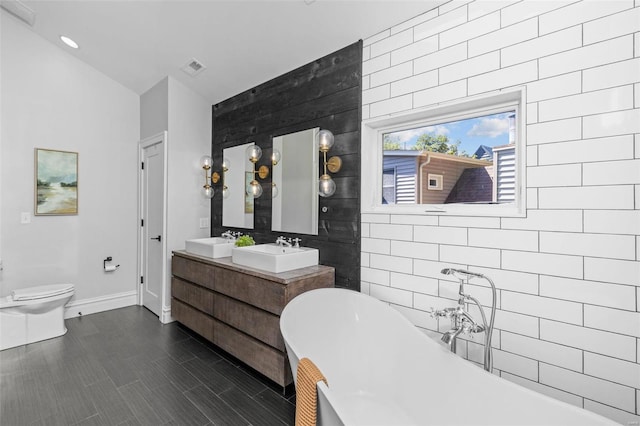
235, 235, 255, 247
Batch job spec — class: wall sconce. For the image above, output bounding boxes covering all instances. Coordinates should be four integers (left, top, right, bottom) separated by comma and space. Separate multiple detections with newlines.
200, 155, 215, 198
200, 155, 227, 199
271, 149, 281, 199
246, 144, 269, 198
318, 129, 341, 197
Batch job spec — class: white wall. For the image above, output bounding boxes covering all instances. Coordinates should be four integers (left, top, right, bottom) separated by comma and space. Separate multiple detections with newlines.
165, 76, 212, 316
140, 77, 169, 139
0, 12, 140, 312
361, 1, 640, 424
140, 76, 211, 321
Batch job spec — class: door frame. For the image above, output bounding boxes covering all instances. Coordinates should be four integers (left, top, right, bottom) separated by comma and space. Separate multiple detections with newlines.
137, 131, 169, 322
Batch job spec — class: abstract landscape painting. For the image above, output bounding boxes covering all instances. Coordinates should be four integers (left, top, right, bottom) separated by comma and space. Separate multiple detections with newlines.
35, 148, 78, 215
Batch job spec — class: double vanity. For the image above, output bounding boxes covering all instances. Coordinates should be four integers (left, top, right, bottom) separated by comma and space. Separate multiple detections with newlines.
171, 237, 334, 387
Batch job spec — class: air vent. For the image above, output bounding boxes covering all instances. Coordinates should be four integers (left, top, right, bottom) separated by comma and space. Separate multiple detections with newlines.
181, 58, 207, 77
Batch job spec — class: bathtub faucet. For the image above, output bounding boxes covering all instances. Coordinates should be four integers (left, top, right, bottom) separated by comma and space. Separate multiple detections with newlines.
430, 306, 485, 352
430, 268, 498, 373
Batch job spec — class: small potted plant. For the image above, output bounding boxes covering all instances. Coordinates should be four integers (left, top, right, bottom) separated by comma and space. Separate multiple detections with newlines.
235, 235, 255, 247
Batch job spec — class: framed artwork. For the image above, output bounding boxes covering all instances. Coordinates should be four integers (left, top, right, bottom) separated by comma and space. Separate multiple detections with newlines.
244, 171, 254, 214
35, 148, 78, 215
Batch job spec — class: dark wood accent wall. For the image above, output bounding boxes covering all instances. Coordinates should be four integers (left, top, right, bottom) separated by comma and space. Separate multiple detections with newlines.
210, 41, 362, 291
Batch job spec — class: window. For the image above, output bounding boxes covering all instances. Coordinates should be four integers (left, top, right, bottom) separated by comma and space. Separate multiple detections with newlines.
428, 174, 443, 191
362, 88, 526, 216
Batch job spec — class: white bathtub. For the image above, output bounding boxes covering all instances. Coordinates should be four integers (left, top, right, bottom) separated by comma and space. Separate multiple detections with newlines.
280, 288, 617, 426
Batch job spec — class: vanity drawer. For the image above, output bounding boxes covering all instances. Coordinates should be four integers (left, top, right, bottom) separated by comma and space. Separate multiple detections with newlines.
172, 255, 215, 290
214, 320, 292, 387
172, 298, 215, 342
214, 293, 284, 351
215, 268, 284, 315
172, 277, 214, 316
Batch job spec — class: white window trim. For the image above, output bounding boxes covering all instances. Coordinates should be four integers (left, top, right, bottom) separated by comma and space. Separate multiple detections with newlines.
427, 174, 443, 191
361, 87, 527, 217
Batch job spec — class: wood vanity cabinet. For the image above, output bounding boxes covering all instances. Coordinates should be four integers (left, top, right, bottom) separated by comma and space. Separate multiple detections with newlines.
171, 250, 335, 387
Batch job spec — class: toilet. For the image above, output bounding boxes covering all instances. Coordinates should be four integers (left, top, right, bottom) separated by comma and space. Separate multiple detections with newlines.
0, 284, 75, 350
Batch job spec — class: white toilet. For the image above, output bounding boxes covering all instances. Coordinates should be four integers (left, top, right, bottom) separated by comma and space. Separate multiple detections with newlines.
0, 284, 75, 351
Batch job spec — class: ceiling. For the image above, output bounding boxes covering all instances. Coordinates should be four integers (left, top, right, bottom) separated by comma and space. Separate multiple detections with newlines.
6, 0, 446, 104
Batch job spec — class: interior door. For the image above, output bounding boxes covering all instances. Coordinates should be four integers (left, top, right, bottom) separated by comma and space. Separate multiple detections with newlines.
140, 133, 166, 318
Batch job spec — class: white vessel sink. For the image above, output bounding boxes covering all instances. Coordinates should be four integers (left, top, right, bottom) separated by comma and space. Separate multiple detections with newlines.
185, 237, 235, 258
232, 244, 319, 273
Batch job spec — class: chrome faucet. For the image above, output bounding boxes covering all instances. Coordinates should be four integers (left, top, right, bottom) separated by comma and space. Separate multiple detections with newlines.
291, 238, 301, 248
430, 268, 497, 373
440, 327, 464, 352
275, 236, 292, 247
221, 230, 240, 241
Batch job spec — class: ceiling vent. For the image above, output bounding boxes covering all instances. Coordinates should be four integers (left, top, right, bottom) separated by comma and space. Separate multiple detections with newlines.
1, 0, 36, 26
181, 58, 207, 77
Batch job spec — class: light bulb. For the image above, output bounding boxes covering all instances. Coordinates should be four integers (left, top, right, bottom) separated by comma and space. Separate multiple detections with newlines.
222, 157, 230, 171
201, 185, 214, 198
246, 144, 262, 162
247, 181, 263, 198
222, 186, 230, 199
319, 174, 336, 197
271, 183, 279, 199
271, 149, 281, 165
318, 129, 334, 152
200, 155, 213, 169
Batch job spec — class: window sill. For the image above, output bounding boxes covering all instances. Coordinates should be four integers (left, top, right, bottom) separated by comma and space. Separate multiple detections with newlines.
361, 202, 525, 218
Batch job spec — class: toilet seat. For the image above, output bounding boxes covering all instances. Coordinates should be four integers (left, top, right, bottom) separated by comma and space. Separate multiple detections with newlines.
11, 284, 75, 301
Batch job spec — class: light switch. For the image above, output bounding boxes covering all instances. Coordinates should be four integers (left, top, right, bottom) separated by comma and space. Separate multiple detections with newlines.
21, 212, 31, 224
199, 218, 209, 229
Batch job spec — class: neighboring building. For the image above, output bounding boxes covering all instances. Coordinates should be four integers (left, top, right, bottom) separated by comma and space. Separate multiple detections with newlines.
383, 143, 516, 205
473, 145, 493, 161
492, 144, 516, 203
382, 150, 493, 204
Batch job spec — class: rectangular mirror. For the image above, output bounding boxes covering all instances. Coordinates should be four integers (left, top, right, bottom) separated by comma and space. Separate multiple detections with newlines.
272, 128, 318, 235
222, 143, 254, 229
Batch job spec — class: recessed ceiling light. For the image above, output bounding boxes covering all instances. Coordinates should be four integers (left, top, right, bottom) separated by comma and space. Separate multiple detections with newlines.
60, 35, 79, 49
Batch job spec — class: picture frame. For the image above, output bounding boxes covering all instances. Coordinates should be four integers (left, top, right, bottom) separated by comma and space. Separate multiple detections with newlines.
35, 148, 78, 215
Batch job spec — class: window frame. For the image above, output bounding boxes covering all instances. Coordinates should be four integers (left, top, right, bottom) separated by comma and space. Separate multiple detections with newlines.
361, 87, 527, 217
427, 174, 443, 191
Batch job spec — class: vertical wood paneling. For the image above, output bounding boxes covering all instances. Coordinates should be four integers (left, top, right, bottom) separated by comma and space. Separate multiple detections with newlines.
211, 41, 362, 290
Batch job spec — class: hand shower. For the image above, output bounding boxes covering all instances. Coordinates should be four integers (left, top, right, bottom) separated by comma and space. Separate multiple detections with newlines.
437, 267, 497, 373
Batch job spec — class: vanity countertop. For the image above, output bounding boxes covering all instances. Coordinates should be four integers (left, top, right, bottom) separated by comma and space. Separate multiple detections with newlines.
172, 250, 334, 284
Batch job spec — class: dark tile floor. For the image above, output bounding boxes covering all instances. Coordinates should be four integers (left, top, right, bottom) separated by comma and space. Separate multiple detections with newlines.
0, 306, 296, 425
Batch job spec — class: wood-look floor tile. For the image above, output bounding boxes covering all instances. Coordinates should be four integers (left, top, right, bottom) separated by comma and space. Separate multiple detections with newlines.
85, 378, 135, 425
210, 359, 267, 397
117, 380, 167, 425
152, 382, 209, 425
43, 377, 98, 425
152, 356, 200, 392
219, 387, 287, 426
254, 388, 296, 425
1, 306, 296, 426
182, 357, 235, 395
184, 385, 250, 426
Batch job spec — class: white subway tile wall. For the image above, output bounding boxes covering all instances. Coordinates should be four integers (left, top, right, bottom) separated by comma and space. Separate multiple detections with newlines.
361, 1, 640, 423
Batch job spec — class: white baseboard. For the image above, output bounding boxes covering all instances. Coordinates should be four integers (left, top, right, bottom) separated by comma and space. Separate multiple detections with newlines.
64, 291, 137, 319
160, 305, 174, 324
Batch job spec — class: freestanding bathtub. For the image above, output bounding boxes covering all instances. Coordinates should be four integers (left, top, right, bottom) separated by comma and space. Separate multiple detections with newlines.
280, 288, 617, 426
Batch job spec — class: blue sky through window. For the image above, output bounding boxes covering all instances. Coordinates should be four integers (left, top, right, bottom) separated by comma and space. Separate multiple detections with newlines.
383, 111, 514, 156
